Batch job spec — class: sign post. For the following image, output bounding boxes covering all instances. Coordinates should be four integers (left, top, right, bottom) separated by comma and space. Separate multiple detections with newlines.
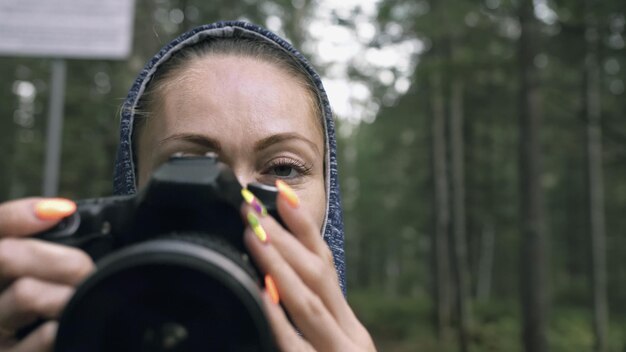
43, 59, 66, 197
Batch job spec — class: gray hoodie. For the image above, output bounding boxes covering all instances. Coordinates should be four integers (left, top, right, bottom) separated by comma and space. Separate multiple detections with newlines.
112, 21, 346, 294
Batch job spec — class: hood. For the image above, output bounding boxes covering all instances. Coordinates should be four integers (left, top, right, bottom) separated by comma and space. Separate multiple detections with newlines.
112, 21, 346, 294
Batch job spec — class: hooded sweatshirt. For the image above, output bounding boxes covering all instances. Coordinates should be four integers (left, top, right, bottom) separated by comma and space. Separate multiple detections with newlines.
112, 21, 346, 294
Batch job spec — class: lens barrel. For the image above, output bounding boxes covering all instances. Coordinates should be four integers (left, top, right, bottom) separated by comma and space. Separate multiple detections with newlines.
54, 238, 275, 352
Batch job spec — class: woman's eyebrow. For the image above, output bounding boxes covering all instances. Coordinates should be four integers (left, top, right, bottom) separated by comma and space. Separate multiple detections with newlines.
254, 133, 321, 156
158, 133, 222, 151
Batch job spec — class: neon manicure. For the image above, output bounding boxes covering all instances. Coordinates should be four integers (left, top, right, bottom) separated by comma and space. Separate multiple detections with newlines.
265, 275, 280, 304
275, 180, 300, 208
241, 188, 267, 216
34, 198, 77, 220
247, 211, 268, 243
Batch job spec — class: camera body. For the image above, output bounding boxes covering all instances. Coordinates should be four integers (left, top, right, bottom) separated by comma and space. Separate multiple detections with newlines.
39, 155, 279, 261
38, 155, 279, 352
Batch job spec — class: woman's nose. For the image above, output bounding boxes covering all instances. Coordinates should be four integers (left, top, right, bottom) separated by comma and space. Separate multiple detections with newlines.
231, 167, 256, 188
211, 153, 252, 187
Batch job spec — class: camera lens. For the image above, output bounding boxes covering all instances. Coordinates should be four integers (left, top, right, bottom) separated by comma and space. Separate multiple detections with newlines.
141, 322, 188, 350
54, 238, 275, 352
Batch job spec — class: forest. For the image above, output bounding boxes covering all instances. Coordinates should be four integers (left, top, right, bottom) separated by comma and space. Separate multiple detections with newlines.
0, 0, 625, 351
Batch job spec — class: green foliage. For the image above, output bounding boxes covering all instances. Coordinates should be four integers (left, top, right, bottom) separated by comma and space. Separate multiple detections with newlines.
351, 290, 626, 351
341, 0, 626, 349
349, 289, 446, 352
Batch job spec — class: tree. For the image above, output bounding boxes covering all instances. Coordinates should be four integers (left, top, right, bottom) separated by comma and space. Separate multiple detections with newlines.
449, 76, 472, 352
583, 0, 609, 350
518, 1, 549, 351
430, 71, 453, 339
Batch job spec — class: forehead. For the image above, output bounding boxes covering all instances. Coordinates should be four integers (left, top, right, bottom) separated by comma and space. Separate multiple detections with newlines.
152, 55, 324, 144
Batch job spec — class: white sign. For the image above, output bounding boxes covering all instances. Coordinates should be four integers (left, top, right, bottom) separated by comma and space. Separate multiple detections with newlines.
0, 0, 135, 59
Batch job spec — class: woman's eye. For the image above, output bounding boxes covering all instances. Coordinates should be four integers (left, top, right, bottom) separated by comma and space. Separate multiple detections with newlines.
263, 158, 312, 180
270, 164, 299, 178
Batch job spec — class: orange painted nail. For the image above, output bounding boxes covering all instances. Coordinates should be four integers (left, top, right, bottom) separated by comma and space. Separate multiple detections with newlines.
34, 198, 76, 220
275, 180, 300, 208
265, 275, 280, 305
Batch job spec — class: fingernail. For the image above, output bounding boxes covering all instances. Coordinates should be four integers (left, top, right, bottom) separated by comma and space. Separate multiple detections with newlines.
34, 198, 76, 220
247, 211, 268, 243
265, 275, 280, 305
241, 188, 267, 216
275, 180, 300, 208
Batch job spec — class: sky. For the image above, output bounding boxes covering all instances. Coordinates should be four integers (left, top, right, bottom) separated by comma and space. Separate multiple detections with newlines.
302, 0, 421, 127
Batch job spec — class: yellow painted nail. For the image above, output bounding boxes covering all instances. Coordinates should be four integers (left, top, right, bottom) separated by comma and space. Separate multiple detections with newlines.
34, 198, 76, 221
241, 188, 255, 203
247, 211, 268, 243
275, 180, 300, 208
265, 275, 280, 305
241, 189, 267, 216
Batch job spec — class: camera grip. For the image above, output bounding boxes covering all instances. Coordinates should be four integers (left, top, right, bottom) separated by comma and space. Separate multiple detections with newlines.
35, 212, 81, 244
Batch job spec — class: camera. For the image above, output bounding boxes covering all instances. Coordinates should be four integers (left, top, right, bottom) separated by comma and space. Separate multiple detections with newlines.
36, 155, 278, 352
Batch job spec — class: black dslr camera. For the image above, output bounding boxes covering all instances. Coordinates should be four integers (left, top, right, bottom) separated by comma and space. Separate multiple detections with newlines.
37, 155, 278, 352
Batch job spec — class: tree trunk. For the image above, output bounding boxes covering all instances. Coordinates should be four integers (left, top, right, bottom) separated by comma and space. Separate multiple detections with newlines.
584, 1, 609, 350
431, 72, 452, 339
449, 79, 472, 352
179, 0, 192, 30
283, 0, 309, 50
476, 109, 497, 303
385, 237, 400, 297
518, 1, 549, 352
476, 222, 495, 302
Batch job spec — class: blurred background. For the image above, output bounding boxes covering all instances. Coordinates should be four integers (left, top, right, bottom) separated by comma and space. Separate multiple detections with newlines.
1, 0, 625, 351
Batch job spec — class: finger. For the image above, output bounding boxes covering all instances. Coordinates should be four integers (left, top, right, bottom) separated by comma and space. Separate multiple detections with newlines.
0, 277, 73, 331
244, 230, 354, 351
0, 328, 17, 349
0, 198, 75, 238
240, 199, 335, 286
0, 238, 94, 287
262, 292, 313, 352
261, 209, 377, 351
9, 321, 57, 352
274, 184, 332, 263
244, 204, 361, 331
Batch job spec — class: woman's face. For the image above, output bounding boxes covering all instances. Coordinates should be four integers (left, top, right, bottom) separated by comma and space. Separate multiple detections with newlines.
136, 55, 326, 230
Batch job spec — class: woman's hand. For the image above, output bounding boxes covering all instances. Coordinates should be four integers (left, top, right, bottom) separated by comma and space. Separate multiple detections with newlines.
0, 198, 94, 352
241, 183, 376, 352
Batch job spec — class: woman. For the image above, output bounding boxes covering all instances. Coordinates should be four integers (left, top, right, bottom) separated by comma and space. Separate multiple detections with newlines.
0, 21, 375, 351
